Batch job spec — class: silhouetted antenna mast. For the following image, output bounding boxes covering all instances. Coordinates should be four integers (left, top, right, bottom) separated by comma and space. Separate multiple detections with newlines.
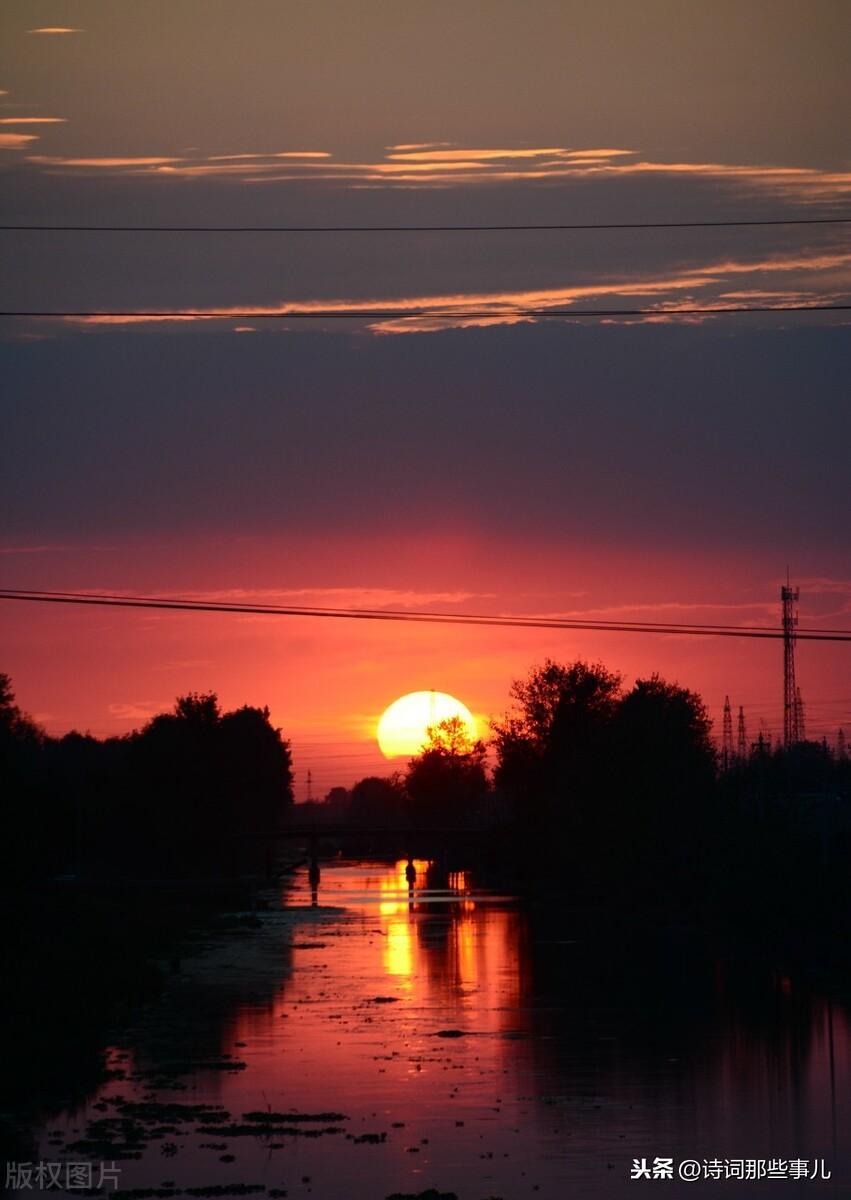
306, 769, 314, 803
838, 728, 847, 760
722, 695, 733, 770
737, 705, 748, 761
782, 572, 801, 746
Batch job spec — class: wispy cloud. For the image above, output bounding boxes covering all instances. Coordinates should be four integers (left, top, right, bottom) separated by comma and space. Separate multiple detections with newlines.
27, 27, 82, 34
0, 543, 120, 554
794, 578, 851, 598
0, 117, 66, 124
168, 587, 493, 608
537, 599, 781, 622
0, 132, 38, 149
385, 146, 572, 162
29, 154, 179, 167
21, 143, 851, 203
107, 701, 169, 721
386, 141, 454, 151
62, 244, 851, 334
206, 150, 331, 161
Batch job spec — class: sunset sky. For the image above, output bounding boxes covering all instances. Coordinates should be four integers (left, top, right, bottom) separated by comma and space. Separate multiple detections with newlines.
1, 0, 849, 796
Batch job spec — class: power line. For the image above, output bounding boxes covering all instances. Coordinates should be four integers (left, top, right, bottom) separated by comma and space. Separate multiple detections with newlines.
2, 217, 850, 233
9, 587, 851, 635
1, 303, 849, 321
2, 589, 850, 641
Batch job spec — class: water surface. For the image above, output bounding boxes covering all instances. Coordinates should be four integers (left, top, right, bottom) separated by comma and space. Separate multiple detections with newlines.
36, 859, 850, 1198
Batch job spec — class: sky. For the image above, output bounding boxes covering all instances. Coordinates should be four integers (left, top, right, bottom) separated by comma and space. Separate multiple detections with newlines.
1, 0, 849, 796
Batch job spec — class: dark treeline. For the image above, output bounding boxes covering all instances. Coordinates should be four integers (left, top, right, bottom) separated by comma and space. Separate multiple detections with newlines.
1, 676, 294, 881
484, 661, 849, 929
307, 659, 851, 932
1, 675, 293, 1161
4, 662, 850, 911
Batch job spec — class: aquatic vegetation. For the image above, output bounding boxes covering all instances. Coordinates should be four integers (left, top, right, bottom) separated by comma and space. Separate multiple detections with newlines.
241, 1111, 347, 1123
195, 1124, 344, 1138
385, 1191, 459, 1200
116, 1102, 229, 1124
185, 1187, 266, 1197
112, 1189, 182, 1199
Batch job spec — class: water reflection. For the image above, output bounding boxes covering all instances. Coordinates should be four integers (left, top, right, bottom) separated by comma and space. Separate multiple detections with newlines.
36, 859, 851, 1199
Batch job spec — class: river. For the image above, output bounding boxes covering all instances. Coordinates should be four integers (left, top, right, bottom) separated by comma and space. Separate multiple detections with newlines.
31, 859, 850, 1198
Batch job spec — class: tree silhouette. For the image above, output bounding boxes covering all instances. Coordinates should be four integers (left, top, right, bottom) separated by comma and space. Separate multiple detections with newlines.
492, 659, 622, 824
0, 674, 48, 879
491, 659, 725, 902
405, 716, 489, 825
0, 681, 295, 879
614, 674, 716, 803
348, 774, 406, 826
128, 693, 293, 873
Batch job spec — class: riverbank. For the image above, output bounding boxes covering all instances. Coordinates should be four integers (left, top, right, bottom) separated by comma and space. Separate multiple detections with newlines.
0, 878, 272, 1167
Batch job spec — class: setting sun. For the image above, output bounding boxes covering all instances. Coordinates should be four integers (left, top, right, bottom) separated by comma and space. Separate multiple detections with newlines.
376, 690, 477, 759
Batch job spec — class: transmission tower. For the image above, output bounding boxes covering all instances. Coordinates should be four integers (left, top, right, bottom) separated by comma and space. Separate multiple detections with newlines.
737, 705, 748, 761
795, 687, 806, 742
781, 575, 802, 746
722, 695, 733, 770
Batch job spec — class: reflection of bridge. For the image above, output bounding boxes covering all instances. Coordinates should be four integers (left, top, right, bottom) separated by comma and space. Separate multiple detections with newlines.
249, 825, 486, 839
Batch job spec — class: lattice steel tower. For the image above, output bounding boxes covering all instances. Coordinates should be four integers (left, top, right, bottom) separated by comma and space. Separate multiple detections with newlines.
737, 705, 748, 761
722, 695, 734, 769
795, 687, 806, 742
782, 574, 802, 746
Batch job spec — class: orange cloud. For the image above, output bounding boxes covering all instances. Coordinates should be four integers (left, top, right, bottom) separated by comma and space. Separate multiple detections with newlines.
0, 117, 66, 124
387, 142, 454, 151
149, 159, 492, 179
561, 148, 635, 158
62, 243, 850, 333
17, 140, 851, 201
29, 154, 180, 167
207, 151, 331, 161
0, 132, 38, 149
27, 27, 82, 34
386, 146, 569, 161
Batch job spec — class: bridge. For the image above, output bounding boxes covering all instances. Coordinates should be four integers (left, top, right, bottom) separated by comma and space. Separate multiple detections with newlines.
238, 823, 491, 883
